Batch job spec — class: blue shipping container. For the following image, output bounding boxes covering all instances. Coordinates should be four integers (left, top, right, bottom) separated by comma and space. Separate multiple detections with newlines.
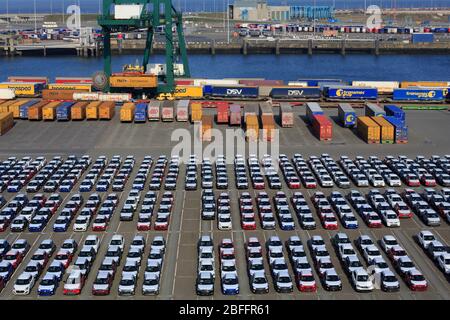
384, 116, 408, 143
269, 87, 321, 99
337, 104, 356, 127
384, 104, 405, 121
203, 85, 213, 96
19, 99, 40, 119
56, 102, 75, 121
134, 103, 148, 122
210, 86, 259, 98
412, 33, 434, 43
325, 87, 378, 100
392, 88, 445, 101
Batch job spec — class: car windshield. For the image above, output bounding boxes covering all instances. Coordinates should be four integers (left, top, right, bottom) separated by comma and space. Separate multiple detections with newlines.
253, 277, 266, 284
357, 275, 369, 281
411, 274, 425, 281
224, 277, 238, 285
120, 279, 135, 286
94, 277, 109, 284
144, 279, 158, 285
41, 279, 55, 285
16, 278, 31, 285
384, 275, 397, 282
199, 278, 213, 285
326, 275, 339, 281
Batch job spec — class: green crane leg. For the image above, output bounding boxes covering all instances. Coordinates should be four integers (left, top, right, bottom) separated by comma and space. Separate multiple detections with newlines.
143, 28, 154, 73
176, 14, 190, 78
164, 0, 174, 93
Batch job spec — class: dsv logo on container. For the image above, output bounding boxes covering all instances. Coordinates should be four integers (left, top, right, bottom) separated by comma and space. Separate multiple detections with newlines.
288, 90, 304, 96
170, 123, 280, 165
227, 89, 243, 95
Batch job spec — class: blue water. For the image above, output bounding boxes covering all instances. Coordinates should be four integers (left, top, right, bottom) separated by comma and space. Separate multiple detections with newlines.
1, 0, 449, 14
1, 54, 449, 81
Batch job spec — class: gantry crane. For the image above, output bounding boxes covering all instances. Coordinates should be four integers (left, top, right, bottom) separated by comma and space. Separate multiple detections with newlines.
95, 0, 190, 98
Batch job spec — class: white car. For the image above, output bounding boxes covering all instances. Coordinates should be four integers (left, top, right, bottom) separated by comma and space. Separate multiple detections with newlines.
380, 210, 400, 227
218, 214, 232, 230
363, 245, 383, 264
417, 230, 436, 249
370, 175, 385, 187
351, 269, 374, 292
13, 272, 36, 295
436, 253, 450, 275
83, 235, 100, 253
380, 235, 398, 253
118, 274, 137, 295
73, 216, 91, 232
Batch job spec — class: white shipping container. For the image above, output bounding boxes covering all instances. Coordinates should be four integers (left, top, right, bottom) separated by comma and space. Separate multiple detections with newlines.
114, 5, 144, 19
287, 81, 308, 87
351, 81, 399, 94
193, 79, 239, 86
0, 88, 15, 100
99, 93, 131, 102
73, 92, 99, 101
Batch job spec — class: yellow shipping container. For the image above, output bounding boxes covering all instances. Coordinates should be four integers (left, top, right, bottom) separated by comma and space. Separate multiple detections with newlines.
86, 101, 102, 120
0, 100, 17, 113
120, 103, 136, 122
0, 83, 40, 96
371, 116, 394, 144
47, 83, 92, 92
190, 102, 202, 122
110, 75, 157, 88
400, 81, 448, 88
9, 99, 30, 118
42, 102, 61, 121
174, 86, 203, 98
246, 115, 259, 142
357, 116, 380, 144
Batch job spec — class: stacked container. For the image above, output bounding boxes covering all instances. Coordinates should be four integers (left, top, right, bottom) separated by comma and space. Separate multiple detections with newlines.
357, 116, 381, 144
120, 103, 136, 122
134, 103, 148, 123
216, 102, 229, 124
56, 101, 75, 121
190, 102, 202, 122
161, 101, 174, 122
229, 104, 241, 125
311, 115, 333, 141
384, 116, 408, 144
259, 102, 273, 116
261, 115, 276, 141
0, 100, 16, 113
42, 102, 61, 121
25, 100, 48, 120
384, 105, 405, 121
176, 100, 189, 122
201, 115, 213, 141
244, 103, 258, 123
99, 102, 115, 120
71, 102, 89, 120
42, 89, 85, 101
365, 103, 386, 117
280, 103, 294, 128
246, 115, 259, 142
85, 101, 102, 120
19, 99, 40, 119
371, 117, 394, 144
0, 112, 14, 136
306, 102, 324, 123
9, 99, 31, 118
338, 103, 356, 127
148, 101, 161, 121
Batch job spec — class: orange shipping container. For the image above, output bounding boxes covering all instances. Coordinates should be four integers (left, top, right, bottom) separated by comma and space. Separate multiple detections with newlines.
120, 103, 136, 122
27, 100, 49, 120
261, 114, 276, 141
42, 102, 61, 121
71, 102, 89, 120
42, 89, 87, 100
371, 116, 394, 144
201, 115, 213, 141
86, 101, 102, 120
0, 100, 17, 113
400, 81, 448, 88
0, 112, 14, 135
191, 102, 202, 122
9, 99, 30, 118
99, 102, 115, 120
357, 116, 380, 144
246, 115, 259, 142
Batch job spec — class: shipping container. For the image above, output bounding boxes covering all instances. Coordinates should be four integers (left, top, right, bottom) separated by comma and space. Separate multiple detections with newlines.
351, 81, 399, 94
392, 88, 445, 101
244, 103, 259, 123
161, 101, 174, 122
0, 89, 15, 100
86, 101, 102, 120
0, 112, 14, 136
42, 89, 85, 101
42, 102, 61, 121
8, 76, 48, 85
56, 101, 75, 121
411, 33, 434, 43
174, 86, 203, 99
190, 102, 203, 122
325, 86, 378, 100
109, 75, 157, 88
19, 99, 40, 119
384, 104, 405, 121
28, 100, 52, 120
48, 83, 92, 92
239, 79, 284, 86
201, 115, 214, 141
176, 100, 189, 122
99, 101, 115, 120
287, 81, 308, 87
280, 103, 294, 128
365, 103, 386, 117
261, 114, 276, 141
384, 116, 408, 143
259, 102, 273, 116
70, 102, 89, 120
400, 81, 448, 88
371, 116, 394, 144
270, 87, 321, 99
98, 93, 132, 102
147, 100, 160, 121
258, 86, 275, 97
0, 100, 16, 113
209, 86, 259, 99
8, 99, 31, 118
297, 79, 343, 86
216, 102, 229, 124
0, 82, 43, 97
245, 114, 259, 142
175, 79, 194, 86
338, 103, 357, 127
120, 103, 136, 122
306, 102, 324, 123
134, 103, 148, 123
55, 77, 93, 84
73, 92, 100, 101
311, 115, 333, 141
357, 116, 380, 144
193, 79, 239, 87
229, 104, 242, 126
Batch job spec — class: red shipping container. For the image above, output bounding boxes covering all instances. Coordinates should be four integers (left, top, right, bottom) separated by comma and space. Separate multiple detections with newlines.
216, 102, 229, 124
175, 79, 194, 85
312, 115, 332, 141
229, 104, 241, 125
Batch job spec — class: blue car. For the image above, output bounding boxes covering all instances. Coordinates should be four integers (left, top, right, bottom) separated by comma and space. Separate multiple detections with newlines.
96, 181, 109, 192
53, 217, 71, 232
0, 239, 10, 257
28, 217, 47, 232
0, 261, 14, 282
79, 181, 93, 192
38, 274, 59, 296
59, 181, 74, 193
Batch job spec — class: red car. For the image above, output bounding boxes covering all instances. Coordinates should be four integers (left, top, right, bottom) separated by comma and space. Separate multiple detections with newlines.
92, 217, 109, 231
405, 175, 420, 187
241, 214, 256, 230
44, 201, 59, 215
92, 273, 113, 295
54, 250, 72, 269
0, 219, 10, 232
405, 269, 428, 291
288, 177, 301, 189
394, 203, 413, 218
320, 213, 338, 230
387, 246, 408, 263
295, 272, 317, 292
3, 250, 23, 269
137, 215, 151, 231
154, 214, 170, 230
420, 174, 436, 187
364, 213, 383, 228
